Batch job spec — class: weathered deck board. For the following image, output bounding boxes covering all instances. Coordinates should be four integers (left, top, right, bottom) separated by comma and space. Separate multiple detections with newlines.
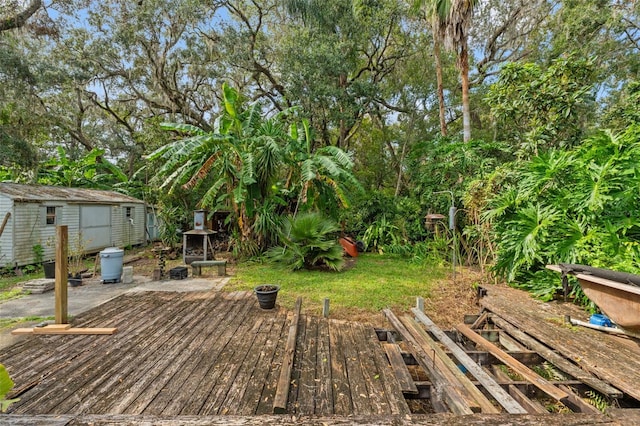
1, 412, 634, 425
361, 324, 411, 415
328, 320, 353, 415
479, 284, 640, 402
177, 295, 258, 415
349, 323, 394, 414
3, 293, 146, 375
490, 315, 623, 398
291, 314, 314, 414
199, 317, 268, 415
314, 316, 334, 415
133, 295, 241, 415
254, 314, 288, 415
237, 316, 288, 415
10, 294, 200, 414
157, 297, 258, 415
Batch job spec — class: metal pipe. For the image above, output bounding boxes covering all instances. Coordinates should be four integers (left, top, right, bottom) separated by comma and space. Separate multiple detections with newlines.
433, 190, 456, 281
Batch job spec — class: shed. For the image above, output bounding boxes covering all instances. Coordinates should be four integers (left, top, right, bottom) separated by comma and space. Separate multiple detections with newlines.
0, 183, 147, 267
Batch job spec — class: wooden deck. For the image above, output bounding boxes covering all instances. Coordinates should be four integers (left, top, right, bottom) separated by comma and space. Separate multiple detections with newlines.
0, 290, 409, 417
477, 284, 640, 402
3, 283, 640, 424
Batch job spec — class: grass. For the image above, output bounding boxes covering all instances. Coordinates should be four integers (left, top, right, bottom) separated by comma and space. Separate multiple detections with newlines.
0, 288, 24, 302
0, 316, 55, 330
0, 268, 43, 295
225, 253, 447, 319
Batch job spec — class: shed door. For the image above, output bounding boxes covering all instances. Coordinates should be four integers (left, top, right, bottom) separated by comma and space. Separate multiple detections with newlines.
80, 205, 112, 250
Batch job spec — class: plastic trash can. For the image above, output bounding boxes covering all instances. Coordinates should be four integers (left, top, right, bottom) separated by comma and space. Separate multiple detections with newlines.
100, 247, 124, 283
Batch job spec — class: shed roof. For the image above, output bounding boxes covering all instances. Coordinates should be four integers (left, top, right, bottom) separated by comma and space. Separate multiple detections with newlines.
0, 183, 144, 204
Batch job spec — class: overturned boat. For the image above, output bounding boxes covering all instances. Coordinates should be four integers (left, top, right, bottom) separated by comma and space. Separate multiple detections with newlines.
547, 263, 640, 332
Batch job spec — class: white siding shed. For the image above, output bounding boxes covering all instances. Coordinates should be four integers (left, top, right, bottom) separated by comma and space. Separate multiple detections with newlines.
0, 183, 147, 267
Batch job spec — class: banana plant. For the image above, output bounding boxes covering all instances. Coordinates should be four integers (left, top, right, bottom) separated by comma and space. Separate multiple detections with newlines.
148, 84, 360, 256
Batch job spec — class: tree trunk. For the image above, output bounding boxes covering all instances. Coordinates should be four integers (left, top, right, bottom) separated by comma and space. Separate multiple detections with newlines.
0, 0, 42, 32
434, 39, 447, 137
460, 40, 471, 142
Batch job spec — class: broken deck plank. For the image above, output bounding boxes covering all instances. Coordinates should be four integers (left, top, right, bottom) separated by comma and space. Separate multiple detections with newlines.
456, 322, 572, 407
479, 284, 640, 402
411, 308, 527, 414
491, 365, 548, 414
402, 315, 499, 413
490, 315, 623, 399
383, 309, 474, 415
383, 343, 419, 395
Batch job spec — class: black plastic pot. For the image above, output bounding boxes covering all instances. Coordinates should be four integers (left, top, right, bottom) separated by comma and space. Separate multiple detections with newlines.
68, 277, 83, 287
254, 285, 280, 310
43, 261, 55, 279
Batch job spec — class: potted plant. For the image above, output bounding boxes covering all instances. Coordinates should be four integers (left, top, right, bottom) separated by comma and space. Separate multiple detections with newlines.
67, 233, 88, 287
254, 284, 280, 309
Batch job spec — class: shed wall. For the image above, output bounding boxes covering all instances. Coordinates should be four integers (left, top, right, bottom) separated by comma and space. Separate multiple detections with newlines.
8, 201, 146, 267
12, 201, 81, 266
110, 204, 145, 248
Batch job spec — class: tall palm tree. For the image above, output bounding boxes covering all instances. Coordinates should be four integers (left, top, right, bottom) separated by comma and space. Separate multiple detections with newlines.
414, 0, 448, 137
443, 0, 477, 142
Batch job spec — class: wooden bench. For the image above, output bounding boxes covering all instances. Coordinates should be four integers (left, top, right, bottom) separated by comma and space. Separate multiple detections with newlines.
191, 260, 227, 277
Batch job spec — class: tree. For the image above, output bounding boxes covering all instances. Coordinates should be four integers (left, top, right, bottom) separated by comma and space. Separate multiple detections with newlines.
413, 0, 449, 136
485, 55, 597, 157
272, 0, 413, 148
441, 0, 478, 143
0, 0, 42, 32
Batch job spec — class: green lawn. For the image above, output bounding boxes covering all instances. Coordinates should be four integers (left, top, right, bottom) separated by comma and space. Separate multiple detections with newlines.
225, 253, 447, 318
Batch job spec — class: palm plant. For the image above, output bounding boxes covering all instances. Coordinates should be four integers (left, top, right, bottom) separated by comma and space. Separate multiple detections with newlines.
424, 0, 477, 142
147, 84, 288, 253
284, 119, 360, 215
268, 212, 344, 271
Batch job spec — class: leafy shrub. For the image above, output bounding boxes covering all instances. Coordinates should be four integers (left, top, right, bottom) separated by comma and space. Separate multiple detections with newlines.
362, 215, 401, 254
486, 125, 640, 297
267, 212, 344, 271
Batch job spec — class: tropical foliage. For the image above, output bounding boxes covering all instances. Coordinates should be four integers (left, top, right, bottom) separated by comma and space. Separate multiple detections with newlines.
1, 0, 640, 303
485, 125, 640, 299
147, 84, 358, 256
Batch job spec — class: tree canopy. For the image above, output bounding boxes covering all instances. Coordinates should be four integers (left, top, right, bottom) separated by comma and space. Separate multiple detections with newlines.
1, 0, 639, 290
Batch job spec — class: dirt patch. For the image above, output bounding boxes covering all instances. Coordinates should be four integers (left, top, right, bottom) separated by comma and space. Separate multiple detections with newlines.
421, 267, 504, 329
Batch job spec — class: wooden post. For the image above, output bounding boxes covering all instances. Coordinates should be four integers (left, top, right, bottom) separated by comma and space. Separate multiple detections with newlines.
55, 225, 69, 324
0, 212, 11, 238
416, 296, 424, 313
322, 298, 330, 318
